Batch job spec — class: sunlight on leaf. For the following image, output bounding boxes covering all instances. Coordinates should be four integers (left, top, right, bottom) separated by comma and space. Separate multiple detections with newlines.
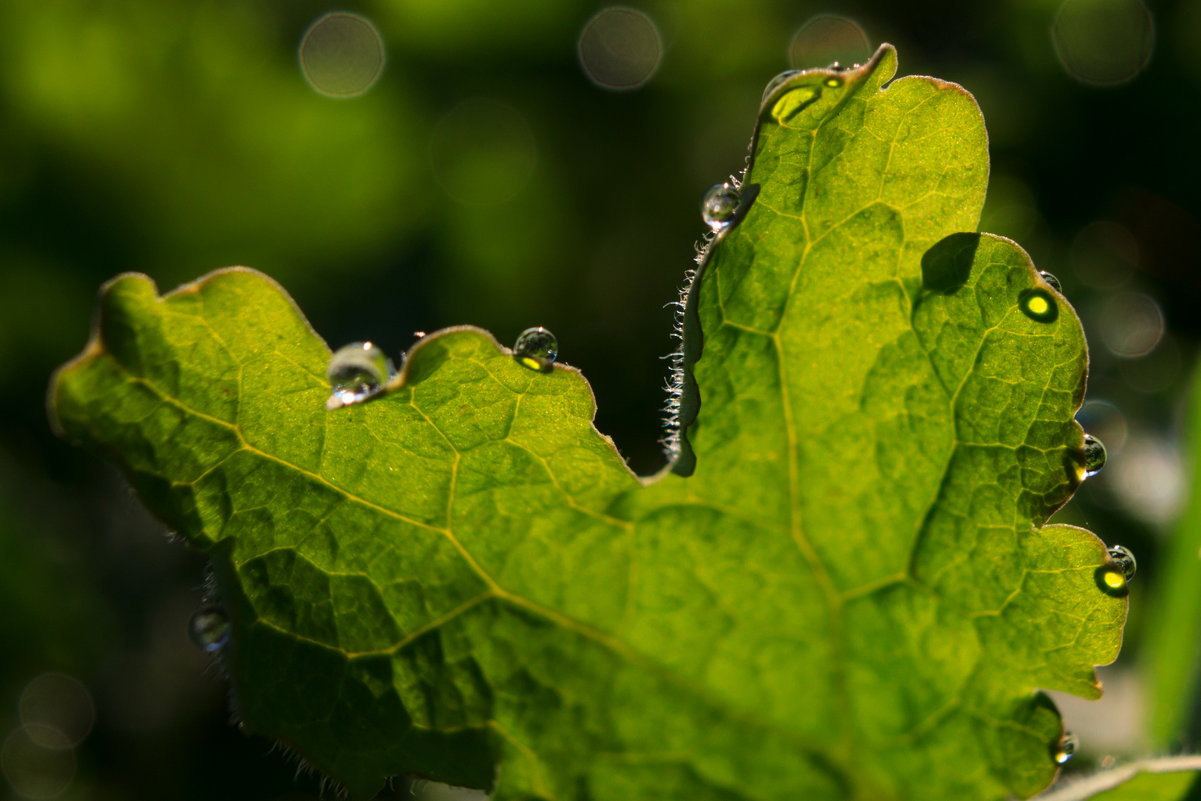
49, 45, 1126, 801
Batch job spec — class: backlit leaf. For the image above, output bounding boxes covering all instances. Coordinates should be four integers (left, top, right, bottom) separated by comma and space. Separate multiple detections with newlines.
49, 45, 1126, 801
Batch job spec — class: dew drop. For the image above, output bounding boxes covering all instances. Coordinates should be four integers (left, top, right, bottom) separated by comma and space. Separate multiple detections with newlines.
1019, 287, 1058, 323
1039, 271, 1063, 293
761, 70, 802, 102
514, 327, 558, 373
1083, 433, 1107, 478
326, 341, 394, 410
1053, 731, 1078, 765
189, 607, 230, 653
823, 76, 843, 88
1096, 564, 1128, 596
701, 183, 740, 232
1107, 544, 1137, 582
1095, 542, 1133, 597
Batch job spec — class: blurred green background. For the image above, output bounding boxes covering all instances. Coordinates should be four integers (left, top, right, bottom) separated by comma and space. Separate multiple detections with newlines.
2, 0, 1198, 798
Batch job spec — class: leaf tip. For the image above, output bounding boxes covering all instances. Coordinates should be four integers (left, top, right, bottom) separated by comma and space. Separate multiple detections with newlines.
868, 41, 899, 85
46, 271, 161, 441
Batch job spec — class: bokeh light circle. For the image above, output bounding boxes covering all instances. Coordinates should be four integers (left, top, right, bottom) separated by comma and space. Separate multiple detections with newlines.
1, 726, 76, 800
1096, 291, 1165, 358
1120, 333, 1182, 393
430, 99, 537, 206
18, 674, 94, 749
1109, 432, 1183, 524
1052, 0, 1155, 87
299, 12, 386, 98
788, 14, 871, 70
577, 7, 663, 91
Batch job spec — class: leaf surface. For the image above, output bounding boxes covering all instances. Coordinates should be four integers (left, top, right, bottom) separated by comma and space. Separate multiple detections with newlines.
50, 45, 1126, 801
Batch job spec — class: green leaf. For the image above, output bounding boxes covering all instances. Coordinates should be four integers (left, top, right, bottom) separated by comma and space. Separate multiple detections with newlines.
1036, 756, 1201, 800
1146, 365, 1201, 746
49, 45, 1126, 801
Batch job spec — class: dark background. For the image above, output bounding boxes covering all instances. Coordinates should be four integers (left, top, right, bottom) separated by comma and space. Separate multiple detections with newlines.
1, 0, 1197, 798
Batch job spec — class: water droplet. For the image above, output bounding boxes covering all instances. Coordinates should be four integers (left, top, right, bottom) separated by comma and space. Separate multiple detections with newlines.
189, 607, 230, 653
1083, 433, 1107, 478
1096, 541, 1133, 596
1019, 287, 1059, 322
326, 341, 394, 410
1053, 731, 1078, 765
761, 70, 802, 102
513, 327, 558, 373
1107, 544, 1137, 582
1040, 271, 1063, 292
823, 76, 843, 88
701, 183, 740, 231
1096, 563, 1128, 596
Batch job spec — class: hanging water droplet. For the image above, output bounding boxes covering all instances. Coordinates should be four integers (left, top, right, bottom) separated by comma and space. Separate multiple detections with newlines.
1095, 540, 1134, 597
326, 341, 394, 410
1052, 731, 1078, 765
1107, 544, 1137, 581
513, 327, 558, 373
189, 606, 230, 653
1082, 433, 1107, 478
1019, 287, 1058, 323
1096, 562, 1129, 596
701, 183, 740, 232
1040, 271, 1062, 292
